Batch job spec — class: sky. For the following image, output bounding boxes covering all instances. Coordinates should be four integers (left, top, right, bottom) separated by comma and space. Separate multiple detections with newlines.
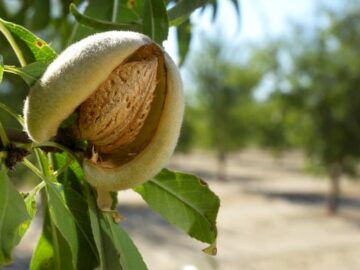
163, 0, 342, 99
164, 0, 339, 62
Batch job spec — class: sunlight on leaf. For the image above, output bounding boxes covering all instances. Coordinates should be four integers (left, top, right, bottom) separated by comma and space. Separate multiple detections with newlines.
0, 55, 3, 83
143, 0, 169, 44
168, 0, 209, 26
4, 62, 48, 86
0, 18, 57, 64
102, 214, 148, 270
134, 169, 220, 254
0, 167, 30, 265
177, 19, 192, 65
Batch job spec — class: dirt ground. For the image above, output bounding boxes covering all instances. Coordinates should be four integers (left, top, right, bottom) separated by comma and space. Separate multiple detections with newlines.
6, 149, 360, 270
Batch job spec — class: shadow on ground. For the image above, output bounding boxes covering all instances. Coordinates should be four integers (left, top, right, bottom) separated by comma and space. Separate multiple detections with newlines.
250, 190, 360, 209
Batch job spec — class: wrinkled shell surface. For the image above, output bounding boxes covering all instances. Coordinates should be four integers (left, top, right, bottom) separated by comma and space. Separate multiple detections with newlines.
78, 57, 158, 154
24, 31, 184, 193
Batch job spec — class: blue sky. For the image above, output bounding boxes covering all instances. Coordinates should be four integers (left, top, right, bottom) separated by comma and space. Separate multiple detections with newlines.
164, 0, 342, 98
164, 0, 338, 63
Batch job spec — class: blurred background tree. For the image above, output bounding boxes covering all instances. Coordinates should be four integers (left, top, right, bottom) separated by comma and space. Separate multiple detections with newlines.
185, 38, 261, 180
262, 3, 360, 214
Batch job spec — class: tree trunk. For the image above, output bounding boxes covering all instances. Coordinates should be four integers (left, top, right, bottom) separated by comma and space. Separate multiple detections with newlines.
326, 163, 342, 215
217, 151, 227, 181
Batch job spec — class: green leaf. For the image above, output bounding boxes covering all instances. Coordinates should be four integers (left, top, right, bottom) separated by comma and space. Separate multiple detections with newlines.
70, 0, 146, 43
64, 188, 99, 269
0, 18, 57, 64
115, 0, 144, 23
114, 225, 148, 270
31, 0, 51, 30
168, 0, 209, 26
177, 19, 192, 65
45, 181, 79, 269
30, 229, 56, 270
134, 169, 220, 255
70, 0, 120, 42
0, 55, 3, 83
0, 167, 30, 265
102, 214, 148, 270
70, 4, 142, 33
30, 207, 74, 270
18, 182, 44, 241
143, 0, 169, 44
88, 199, 124, 270
4, 62, 48, 86
52, 153, 99, 269
87, 190, 109, 270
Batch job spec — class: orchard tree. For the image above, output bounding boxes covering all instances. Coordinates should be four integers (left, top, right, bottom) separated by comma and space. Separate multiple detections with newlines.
189, 39, 261, 180
279, 4, 360, 214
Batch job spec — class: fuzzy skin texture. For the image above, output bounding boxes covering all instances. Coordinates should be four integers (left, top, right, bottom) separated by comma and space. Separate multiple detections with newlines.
24, 31, 151, 142
83, 52, 184, 191
24, 31, 184, 192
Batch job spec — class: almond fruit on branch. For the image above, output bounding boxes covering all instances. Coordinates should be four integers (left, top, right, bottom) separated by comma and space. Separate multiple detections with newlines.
24, 31, 184, 208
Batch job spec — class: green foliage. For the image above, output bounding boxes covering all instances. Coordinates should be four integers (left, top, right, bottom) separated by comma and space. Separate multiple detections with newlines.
0, 18, 57, 65
275, 4, 360, 175
135, 169, 220, 253
176, 19, 191, 65
175, 110, 194, 153
0, 167, 30, 265
69, 4, 142, 33
4, 62, 49, 86
143, 0, 169, 43
253, 93, 300, 155
189, 38, 261, 155
0, 1, 228, 268
0, 55, 3, 83
168, 0, 209, 26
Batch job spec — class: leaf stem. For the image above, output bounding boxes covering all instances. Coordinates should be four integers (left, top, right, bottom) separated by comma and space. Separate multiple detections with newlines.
33, 148, 62, 270
23, 158, 46, 182
4, 65, 35, 85
0, 120, 9, 147
53, 157, 73, 178
32, 141, 82, 164
0, 101, 25, 127
112, 0, 119, 23
0, 19, 27, 67
27, 180, 46, 199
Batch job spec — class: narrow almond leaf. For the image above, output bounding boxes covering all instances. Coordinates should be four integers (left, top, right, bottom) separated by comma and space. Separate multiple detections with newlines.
177, 19, 192, 65
143, 0, 169, 44
102, 214, 148, 270
115, 0, 144, 23
45, 181, 78, 269
34, 150, 78, 269
0, 55, 3, 83
70, 4, 142, 33
168, 0, 209, 26
134, 169, 220, 254
18, 182, 44, 241
52, 153, 100, 269
70, 0, 125, 42
87, 190, 108, 270
0, 18, 57, 64
0, 167, 30, 265
4, 62, 48, 86
30, 207, 74, 270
